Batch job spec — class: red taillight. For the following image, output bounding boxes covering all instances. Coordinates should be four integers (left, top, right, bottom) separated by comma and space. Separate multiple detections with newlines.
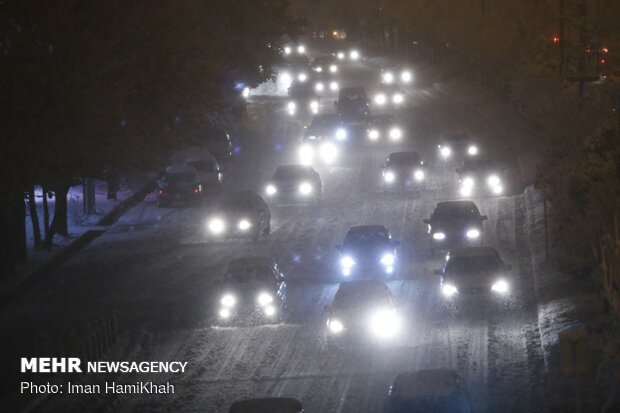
158, 189, 164, 195
193, 186, 201, 194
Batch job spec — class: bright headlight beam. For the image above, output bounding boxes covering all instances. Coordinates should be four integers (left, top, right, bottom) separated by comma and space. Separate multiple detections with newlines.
258, 292, 273, 306
440, 146, 451, 158
335, 128, 347, 141
340, 255, 355, 268
350, 50, 359, 60
463, 177, 474, 187
374, 93, 387, 105
264, 305, 276, 316
238, 219, 251, 231
368, 129, 379, 140
384, 171, 395, 183
299, 182, 313, 195
392, 93, 404, 104
389, 128, 402, 140
370, 309, 400, 339
401, 70, 412, 82
329, 319, 344, 333
298, 73, 307, 82
468, 145, 478, 155
414, 169, 425, 181
319, 142, 337, 163
466, 229, 480, 239
487, 175, 500, 187
383, 72, 394, 83
433, 232, 446, 240
265, 185, 277, 196
219, 308, 231, 318
208, 218, 225, 234
315, 82, 324, 92
299, 144, 314, 165
380, 253, 395, 266
329, 64, 338, 73
221, 294, 236, 307
491, 280, 509, 294
329, 81, 338, 91
310, 100, 319, 113
297, 45, 305, 54
442, 284, 458, 297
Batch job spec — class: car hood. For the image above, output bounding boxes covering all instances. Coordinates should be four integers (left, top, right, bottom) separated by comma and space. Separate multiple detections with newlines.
431, 219, 479, 232
443, 272, 506, 288
342, 245, 393, 260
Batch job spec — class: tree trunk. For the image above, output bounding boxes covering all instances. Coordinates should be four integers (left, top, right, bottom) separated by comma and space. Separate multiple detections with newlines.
27, 186, 41, 248
44, 185, 70, 250
0, 189, 27, 277
42, 187, 50, 239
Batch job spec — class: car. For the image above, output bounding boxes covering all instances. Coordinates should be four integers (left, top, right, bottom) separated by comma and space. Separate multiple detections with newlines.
298, 130, 339, 166
202, 128, 233, 163
380, 66, 414, 85
203, 191, 271, 242
423, 201, 487, 253
287, 82, 320, 117
156, 165, 203, 207
325, 280, 400, 348
367, 115, 404, 143
438, 132, 479, 162
311, 55, 338, 74
381, 152, 426, 190
336, 87, 371, 125
337, 225, 400, 276
372, 84, 405, 108
384, 370, 472, 413
436, 246, 512, 301
229, 397, 304, 413
216, 257, 287, 324
170, 145, 223, 193
303, 114, 347, 142
264, 165, 322, 205
456, 159, 505, 197
313, 71, 340, 94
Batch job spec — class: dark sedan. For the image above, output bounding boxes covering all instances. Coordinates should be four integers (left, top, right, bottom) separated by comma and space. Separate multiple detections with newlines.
381, 151, 426, 190
203, 191, 271, 242
264, 164, 322, 205
423, 201, 487, 253
337, 225, 400, 277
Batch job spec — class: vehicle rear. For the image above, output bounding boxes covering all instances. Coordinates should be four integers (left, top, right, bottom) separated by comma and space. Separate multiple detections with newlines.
157, 166, 202, 207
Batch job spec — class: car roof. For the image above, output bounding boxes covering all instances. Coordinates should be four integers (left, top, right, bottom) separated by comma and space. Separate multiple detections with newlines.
229, 397, 303, 413
461, 159, 497, 169
388, 151, 421, 163
165, 164, 196, 175
447, 246, 499, 259
391, 370, 461, 398
435, 200, 478, 211
218, 191, 265, 204
440, 132, 470, 142
227, 256, 275, 269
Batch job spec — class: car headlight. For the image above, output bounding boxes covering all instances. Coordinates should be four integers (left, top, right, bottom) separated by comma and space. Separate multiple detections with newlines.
341, 255, 355, 268
382, 71, 394, 83
319, 142, 337, 163
310, 100, 319, 113
401, 70, 413, 83
242, 87, 250, 99
299, 144, 314, 165
315, 82, 324, 92
280, 72, 292, 85
298, 72, 307, 82
384, 171, 395, 183
441, 284, 458, 297
208, 218, 225, 234
335, 128, 347, 141
283, 46, 291, 55
460, 186, 473, 197
299, 182, 313, 195
433, 232, 446, 240
287, 101, 296, 115
264, 305, 276, 316
370, 309, 400, 339
328, 319, 344, 334
219, 308, 231, 318
315, 66, 323, 72
389, 128, 402, 140
258, 292, 273, 306
368, 129, 379, 140
329, 64, 338, 73
220, 294, 236, 307
374, 93, 387, 105
466, 228, 480, 239
350, 50, 360, 60
392, 93, 404, 104
414, 169, 425, 181
440, 146, 451, 158
380, 253, 395, 266
487, 175, 500, 187
462, 177, 474, 187
492, 185, 504, 195
297, 45, 305, 54
238, 219, 252, 231
265, 184, 277, 196
491, 280, 509, 294
468, 145, 478, 155
337, 51, 345, 60
329, 81, 338, 91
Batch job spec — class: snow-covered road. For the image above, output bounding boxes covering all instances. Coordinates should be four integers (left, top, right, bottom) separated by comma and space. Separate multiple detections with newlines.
4, 58, 546, 412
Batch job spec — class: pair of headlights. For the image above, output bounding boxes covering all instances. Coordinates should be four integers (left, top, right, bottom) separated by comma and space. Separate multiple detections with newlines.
383, 169, 425, 183
299, 142, 337, 165
219, 292, 276, 318
315, 81, 339, 92
327, 308, 400, 339
340, 253, 395, 273
460, 175, 503, 197
287, 101, 319, 115
265, 182, 314, 196
439, 145, 478, 158
374, 93, 404, 105
207, 218, 252, 234
432, 228, 480, 241
382, 70, 413, 84
368, 127, 402, 141
441, 279, 509, 297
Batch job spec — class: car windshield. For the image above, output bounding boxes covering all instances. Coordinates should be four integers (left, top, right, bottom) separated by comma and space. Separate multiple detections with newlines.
163, 172, 194, 183
446, 256, 501, 274
373, 116, 396, 126
461, 160, 496, 172
344, 228, 390, 247
274, 167, 308, 180
334, 286, 390, 309
290, 85, 315, 98
310, 116, 337, 128
388, 153, 420, 166
226, 265, 273, 283
187, 160, 217, 172
433, 204, 478, 220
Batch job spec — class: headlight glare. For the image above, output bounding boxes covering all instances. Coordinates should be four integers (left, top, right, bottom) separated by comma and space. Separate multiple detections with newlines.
468, 145, 478, 155
370, 309, 400, 339
238, 219, 252, 231
380, 253, 395, 266
221, 294, 236, 307
335, 128, 347, 141
266, 184, 277, 196
374, 93, 387, 105
491, 280, 510, 294
389, 128, 402, 140
299, 182, 313, 195
341, 255, 355, 268
442, 284, 458, 297
414, 169, 425, 181
487, 175, 500, 187
383, 71, 394, 83
384, 171, 395, 183
466, 229, 480, 239
329, 319, 344, 334
258, 292, 273, 306
208, 218, 225, 234
440, 146, 451, 158
401, 70, 413, 82
329, 64, 338, 73
392, 93, 404, 104
433, 232, 446, 240
329, 81, 338, 91
368, 129, 379, 140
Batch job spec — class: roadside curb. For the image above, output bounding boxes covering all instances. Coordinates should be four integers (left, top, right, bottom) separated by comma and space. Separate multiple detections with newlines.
0, 182, 155, 307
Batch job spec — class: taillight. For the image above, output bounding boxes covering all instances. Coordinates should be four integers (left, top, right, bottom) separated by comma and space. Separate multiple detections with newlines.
193, 186, 201, 194
158, 189, 164, 195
